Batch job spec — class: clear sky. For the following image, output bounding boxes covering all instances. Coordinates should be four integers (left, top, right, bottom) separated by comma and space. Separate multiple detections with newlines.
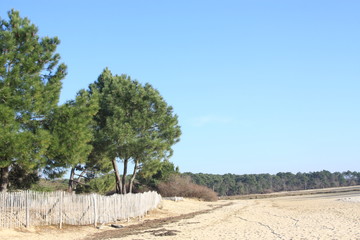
2, 1, 359, 175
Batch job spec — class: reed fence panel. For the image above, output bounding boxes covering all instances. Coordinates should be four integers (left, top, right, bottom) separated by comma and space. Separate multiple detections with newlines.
0, 191, 162, 229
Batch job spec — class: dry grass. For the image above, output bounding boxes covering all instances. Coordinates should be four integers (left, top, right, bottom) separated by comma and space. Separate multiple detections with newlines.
157, 175, 218, 201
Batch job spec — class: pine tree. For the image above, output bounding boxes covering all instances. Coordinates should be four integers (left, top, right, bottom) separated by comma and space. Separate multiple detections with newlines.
0, 10, 66, 192
44, 90, 98, 192
90, 69, 181, 194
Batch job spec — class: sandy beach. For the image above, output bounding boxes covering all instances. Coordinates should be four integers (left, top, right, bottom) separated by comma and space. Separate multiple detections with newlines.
1, 191, 359, 240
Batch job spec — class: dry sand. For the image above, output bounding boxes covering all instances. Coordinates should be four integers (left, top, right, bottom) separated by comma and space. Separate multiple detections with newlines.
1, 192, 359, 240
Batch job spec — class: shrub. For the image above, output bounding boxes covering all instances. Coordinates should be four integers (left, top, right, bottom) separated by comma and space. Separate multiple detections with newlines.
157, 175, 218, 201
30, 179, 68, 192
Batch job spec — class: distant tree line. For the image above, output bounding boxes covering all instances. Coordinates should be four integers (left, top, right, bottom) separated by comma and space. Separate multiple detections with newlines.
183, 170, 360, 196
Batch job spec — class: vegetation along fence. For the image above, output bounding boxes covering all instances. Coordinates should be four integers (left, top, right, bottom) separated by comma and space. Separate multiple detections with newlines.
0, 191, 162, 229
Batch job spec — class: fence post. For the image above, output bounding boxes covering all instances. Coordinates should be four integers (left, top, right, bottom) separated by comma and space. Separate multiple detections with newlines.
59, 192, 63, 229
93, 194, 97, 227
26, 191, 30, 228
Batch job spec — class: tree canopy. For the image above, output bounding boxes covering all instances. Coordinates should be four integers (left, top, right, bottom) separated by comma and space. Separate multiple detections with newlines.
90, 69, 181, 194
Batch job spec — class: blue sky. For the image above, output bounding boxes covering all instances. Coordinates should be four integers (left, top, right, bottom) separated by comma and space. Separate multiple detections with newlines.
2, 1, 359, 174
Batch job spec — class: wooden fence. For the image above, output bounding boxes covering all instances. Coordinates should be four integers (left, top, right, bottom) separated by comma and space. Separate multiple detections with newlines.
0, 191, 162, 229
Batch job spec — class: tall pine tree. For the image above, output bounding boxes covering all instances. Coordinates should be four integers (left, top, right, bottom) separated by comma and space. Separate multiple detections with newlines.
90, 69, 181, 194
0, 10, 66, 192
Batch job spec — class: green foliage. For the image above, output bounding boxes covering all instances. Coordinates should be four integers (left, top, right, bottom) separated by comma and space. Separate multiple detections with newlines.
30, 178, 68, 192
44, 89, 98, 179
137, 160, 179, 189
87, 173, 116, 194
74, 173, 117, 194
7, 164, 39, 190
0, 9, 66, 114
0, 9, 66, 191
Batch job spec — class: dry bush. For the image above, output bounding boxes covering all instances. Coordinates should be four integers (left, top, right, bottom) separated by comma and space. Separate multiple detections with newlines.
263, 189, 273, 194
157, 175, 218, 201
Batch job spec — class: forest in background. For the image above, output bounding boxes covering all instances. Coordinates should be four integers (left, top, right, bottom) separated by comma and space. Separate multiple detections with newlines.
184, 170, 360, 196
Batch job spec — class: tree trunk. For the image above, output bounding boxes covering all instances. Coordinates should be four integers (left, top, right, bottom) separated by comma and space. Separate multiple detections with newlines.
68, 167, 75, 192
121, 158, 128, 194
111, 158, 122, 194
129, 160, 139, 193
76, 169, 87, 183
0, 166, 10, 192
